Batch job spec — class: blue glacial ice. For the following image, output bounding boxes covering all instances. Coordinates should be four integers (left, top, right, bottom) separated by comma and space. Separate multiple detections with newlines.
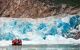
47, 26, 57, 35
0, 15, 80, 41
17, 22, 33, 34
69, 15, 80, 28
37, 23, 47, 31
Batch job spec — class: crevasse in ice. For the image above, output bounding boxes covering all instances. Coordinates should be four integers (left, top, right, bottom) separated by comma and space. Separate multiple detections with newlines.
0, 15, 80, 40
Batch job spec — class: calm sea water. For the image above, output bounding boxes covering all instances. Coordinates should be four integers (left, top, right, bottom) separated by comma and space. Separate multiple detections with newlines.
0, 44, 80, 50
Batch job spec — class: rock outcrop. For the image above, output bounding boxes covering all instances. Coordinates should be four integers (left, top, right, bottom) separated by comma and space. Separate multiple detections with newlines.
0, 0, 80, 18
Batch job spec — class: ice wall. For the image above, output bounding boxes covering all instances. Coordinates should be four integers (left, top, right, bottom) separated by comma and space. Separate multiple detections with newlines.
0, 15, 80, 41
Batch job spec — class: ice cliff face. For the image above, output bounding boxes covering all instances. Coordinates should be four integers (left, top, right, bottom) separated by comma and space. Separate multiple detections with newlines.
0, 15, 80, 41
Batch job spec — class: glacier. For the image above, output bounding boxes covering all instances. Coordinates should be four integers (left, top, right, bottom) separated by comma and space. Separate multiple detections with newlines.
0, 15, 80, 41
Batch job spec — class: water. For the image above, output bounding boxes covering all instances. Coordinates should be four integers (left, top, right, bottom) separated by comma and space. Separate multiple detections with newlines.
0, 44, 80, 50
